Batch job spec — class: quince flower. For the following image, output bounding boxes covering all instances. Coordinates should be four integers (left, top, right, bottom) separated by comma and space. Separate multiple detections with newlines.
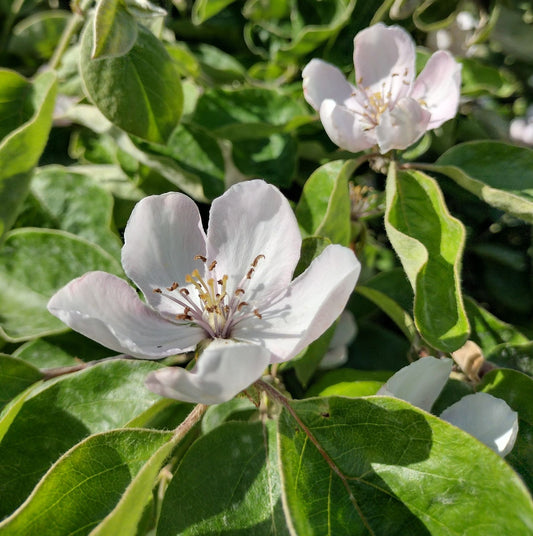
319, 311, 357, 370
302, 23, 462, 154
378, 357, 518, 456
48, 180, 360, 405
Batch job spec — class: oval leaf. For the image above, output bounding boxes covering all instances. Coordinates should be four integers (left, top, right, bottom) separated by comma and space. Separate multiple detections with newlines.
431, 141, 533, 223
385, 166, 469, 351
80, 20, 182, 143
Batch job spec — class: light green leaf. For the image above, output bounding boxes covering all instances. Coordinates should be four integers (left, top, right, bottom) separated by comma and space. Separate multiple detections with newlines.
430, 141, 533, 223
18, 165, 122, 258
296, 160, 353, 247
0, 69, 56, 243
279, 396, 533, 534
157, 421, 290, 535
460, 57, 518, 98
93, 0, 138, 59
413, 0, 458, 31
201, 398, 257, 434
80, 20, 183, 143
0, 429, 172, 535
0, 229, 123, 341
307, 369, 391, 398
192, 0, 238, 24
385, 165, 469, 352
0, 359, 162, 519
191, 87, 310, 141
0, 355, 42, 411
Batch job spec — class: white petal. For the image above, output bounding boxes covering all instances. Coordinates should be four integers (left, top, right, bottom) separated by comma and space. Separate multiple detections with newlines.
440, 393, 519, 457
122, 192, 207, 315
354, 23, 416, 101
319, 346, 348, 370
144, 339, 270, 404
234, 244, 360, 363
206, 180, 301, 305
377, 357, 452, 411
302, 58, 356, 111
375, 97, 430, 153
411, 50, 462, 129
330, 310, 358, 348
47, 271, 205, 358
319, 99, 376, 153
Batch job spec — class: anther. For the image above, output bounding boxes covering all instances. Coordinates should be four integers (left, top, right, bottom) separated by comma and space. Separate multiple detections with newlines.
238, 302, 249, 311
176, 313, 192, 320
208, 260, 217, 271
167, 282, 179, 291
153, 288, 162, 293
246, 268, 254, 279
180, 288, 190, 296
194, 255, 207, 262
253, 309, 262, 319
252, 254, 265, 267
235, 288, 245, 296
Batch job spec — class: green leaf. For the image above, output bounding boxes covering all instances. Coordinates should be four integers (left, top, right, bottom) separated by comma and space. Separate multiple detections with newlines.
413, 0, 458, 31
201, 397, 257, 434
191, 87, 309, 141
487, 342, 533, 377
157, 421, 290, 535
0, 70, 56, 243
0, 359, 162, 519
293, 236, 331, 278
17, 165, 122, 258
480, 368, 533, 490
192, 0, 238, 24
8, 10, 69, 63
0, 429, 172, 535
460, 57, 518, 98
296, 160, 353, 247
0, 355, 42, 411
307, 369, 391, 398
431, 141, 533, 223
385, 166, 469, 352
278, 396, 533, 534
232, 133, 297, 187
80, 20, 183, 143
93, 0, 138, 59
464, 296, 529, 354
0, 229, 123, 341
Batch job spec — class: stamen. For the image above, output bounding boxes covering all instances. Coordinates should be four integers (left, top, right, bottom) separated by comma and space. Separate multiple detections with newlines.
235, 288, 245, 296
194, 255, 207, 262
153, 288, 162, 293
246, 268, 254, 279
238, 302, 249, 311
208, 260, 217, 271
167, 282, 179, 291
252, 254, 265, 267
254, 309, 262, 319
180, 288, 189, 296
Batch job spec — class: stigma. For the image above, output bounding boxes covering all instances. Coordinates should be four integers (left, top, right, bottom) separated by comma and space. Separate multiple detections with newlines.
153, 254, 265, 339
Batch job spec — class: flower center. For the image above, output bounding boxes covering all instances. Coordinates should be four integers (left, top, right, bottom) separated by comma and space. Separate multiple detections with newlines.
153, 254, 265, 339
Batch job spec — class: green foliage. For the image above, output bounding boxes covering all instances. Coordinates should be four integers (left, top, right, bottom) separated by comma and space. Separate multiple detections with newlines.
385, 166, 469, 352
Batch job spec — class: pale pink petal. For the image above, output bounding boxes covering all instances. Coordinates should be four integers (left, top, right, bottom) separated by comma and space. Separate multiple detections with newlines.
122, 192, 207, 315
440, 393, 518, 457
302, 58, 356, 111
354, 23, 416, 101
206, 180, 301, 306
145, 339, 270, 404
319, 99, 376, 152
234, 244, 360, 363
411, 50, 462, 129
47, 271, 205, 358
375, 97, 430, 152
319, 345, 348, 370
377, 357, 452, 411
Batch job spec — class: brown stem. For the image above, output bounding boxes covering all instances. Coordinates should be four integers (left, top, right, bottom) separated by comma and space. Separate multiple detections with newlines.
255, 379, 375, 535
41, 355, 130, 380
172, 403, 208, 441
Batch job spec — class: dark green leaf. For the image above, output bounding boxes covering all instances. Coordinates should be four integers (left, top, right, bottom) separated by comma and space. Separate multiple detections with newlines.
0, 355, 42, 411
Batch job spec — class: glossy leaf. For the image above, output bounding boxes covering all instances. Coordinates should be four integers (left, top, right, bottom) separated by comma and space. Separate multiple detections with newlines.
385, 166, 469, 351
279, 396, 533, 535
296, 160, 353, 247
93, 0, 138, 59
0, 229, 122, 341
0, 359, 162, 518
432, 141, 533, 223
487, 342, 533, 377
80, 20, 183, 143
0, 355, 42, 411
192, 0, 238, 24
0, 69, 56, 242
0, 429, 172, 535
157, 421, 290, 535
